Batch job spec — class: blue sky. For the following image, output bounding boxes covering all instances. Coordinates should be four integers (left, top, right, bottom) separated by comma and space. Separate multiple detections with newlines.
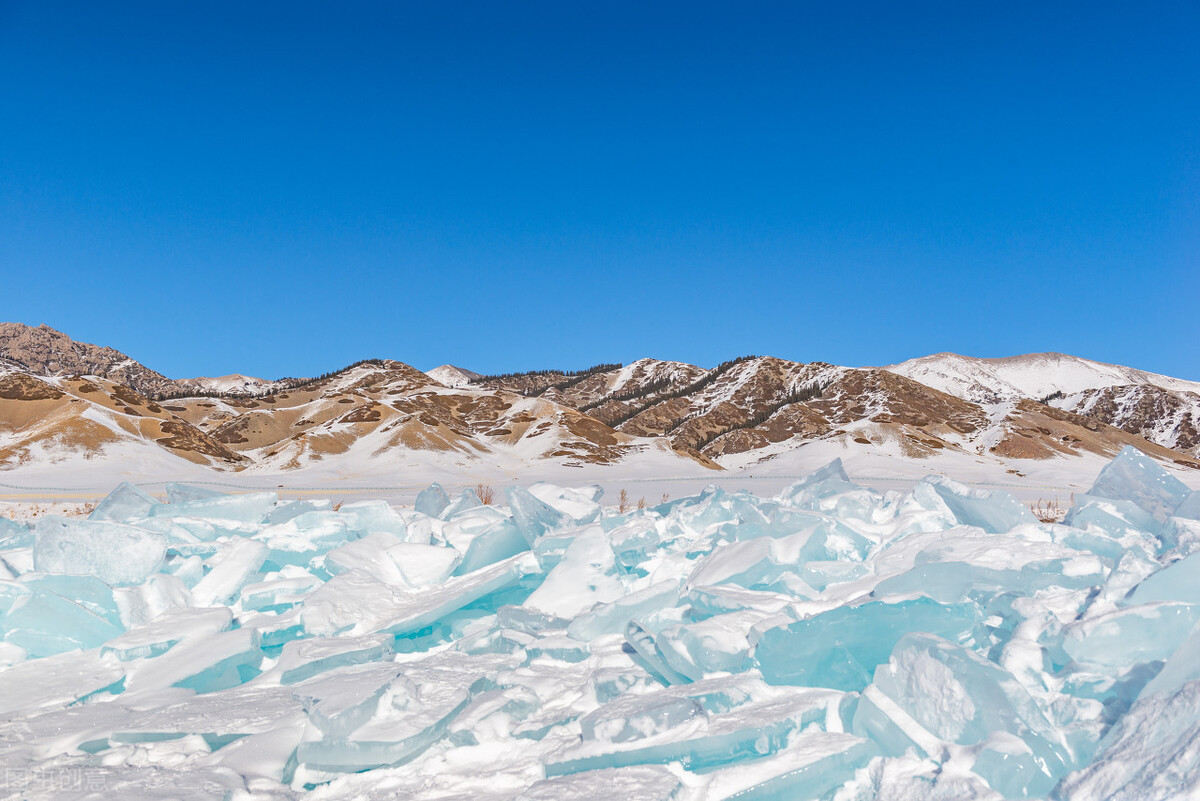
1, 2, 1197, 380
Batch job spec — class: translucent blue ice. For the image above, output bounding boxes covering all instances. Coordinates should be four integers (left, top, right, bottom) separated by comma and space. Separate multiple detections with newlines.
1088, 445, 1193, 522
414, 482, 450, 518
34, 516, 166, 586
89, 481, 162, 523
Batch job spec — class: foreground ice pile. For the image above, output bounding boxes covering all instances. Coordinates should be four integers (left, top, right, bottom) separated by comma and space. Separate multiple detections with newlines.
3, 447, 1200, 799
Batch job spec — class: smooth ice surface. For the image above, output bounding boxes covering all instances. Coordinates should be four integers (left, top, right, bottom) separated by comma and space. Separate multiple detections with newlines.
34, 516, 167, 586
4, 450, 1200, 799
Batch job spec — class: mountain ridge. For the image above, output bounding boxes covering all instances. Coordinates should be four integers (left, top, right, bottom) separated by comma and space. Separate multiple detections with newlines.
1, 323, 1197, 479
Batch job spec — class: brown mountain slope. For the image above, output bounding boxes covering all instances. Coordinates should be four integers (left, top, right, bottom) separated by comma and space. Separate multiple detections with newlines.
0, 323, 179, 397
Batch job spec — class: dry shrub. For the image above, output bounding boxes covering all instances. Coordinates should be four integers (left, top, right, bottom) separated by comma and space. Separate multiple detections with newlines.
637, 497, 646, 511
618, 489, 629, 513
476, 484, 495, 505
1029, 497, 1065, 523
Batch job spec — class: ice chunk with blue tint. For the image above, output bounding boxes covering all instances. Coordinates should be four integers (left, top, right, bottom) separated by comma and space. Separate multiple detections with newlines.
1088, 445, 1193, 522
608, 517, 661, 572
455, 518, 528, 574
240, 568, 322, 611
1127, 551, 1200, 606
124, 626, 262, 693
0, 647, 124, 714
295, 666, 471, 773
190, 537, 268, 607
291, 661, 404, 737
755, 597, 981, 691
656, 608, 785, 679
388, 542, 461, 587
34, 516, 166, 586
1063, 602, 1199, 670
102, 606, 232, 661
778, 458, 856, 505
547, 688, 843, 776
337, 499, 410, 540
1177, 491, 1200, 521
90, 481, 162, 523
3, 587, 124, 657
414, 482, 450, 518
262, 497, 327, 525
702, 730, 875, 801
256, 510, 359, 568
1055, 678, 1200, 801
524, 526, 622, 618
324, 531, 408, 584
857, 633, 1070, 797
0, 516, 31, 549
277, 633, 393, 684
151, 490, 277, 523
519, 766, 683, 801
166, 482, 225, 503
506, 485, 568, 545
569, 580, 681, 640
922, 476, 1037, 533
528, 482, 602, 524
441, 488, 483, 520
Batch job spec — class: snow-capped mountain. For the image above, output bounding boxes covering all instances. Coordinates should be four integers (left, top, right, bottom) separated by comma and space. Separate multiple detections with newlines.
176, 374, 286, 396
425, 365, 483, 388
885, 352, 1200, 405
1, 325, 1198, 482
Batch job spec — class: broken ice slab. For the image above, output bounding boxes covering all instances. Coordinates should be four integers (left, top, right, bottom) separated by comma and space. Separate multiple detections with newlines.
109, 683, 304, 747
255, 510, 360, 569
301, 552, 537, 639
1177, 491, 1200, 521
336, 499, 411, 540
376, 551, 539, 637
0, 515, 31, 549
388, 542, 461, 586
240, 570, 323, 611
1065, 495, 1169, 550
277, 633, 394, 684
755, 597, 981, 691
101, 607, 233, 661
323, 531, 409, 585
568, 580, 681, 641
123, 626, 263, 694
528, 481, 602, 524
518, 765, 683, 801
686, 584, 800, 620
290, 661, 405, 738
3, 584, 124, 657
1126, 551, 1200, 606
150, 490, 278, 523
89, 481, 163, 523
921, 476, 1037, 534
165, 482, 226, 503
1063, 602, 1199, 670
655, 608, 792, 680
608, 517, 661, 572
525, 634, 590, 664
506, 485, 568, 545
702, 730, 876, 801
441, 488, 484, 520
263, 497, 327, 525
294, 666, 471, 773
855, 633, 1070, 798
547, 687, 846, 777
190, 537, 268, 607
0, 647, 124, 714
777, 458, 858, 506
415, 482, 451, 517
1088, 445, 1193, 522
1054, 678, 1200, 801
523, 526, 623, 618
34, 516, 167, 586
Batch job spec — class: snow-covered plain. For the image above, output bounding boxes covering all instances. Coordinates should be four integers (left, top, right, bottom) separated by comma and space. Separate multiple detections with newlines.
3, 447, 1200, 799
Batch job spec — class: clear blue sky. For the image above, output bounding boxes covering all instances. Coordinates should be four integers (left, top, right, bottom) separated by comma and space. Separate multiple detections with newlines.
2, 2, 1197, 380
